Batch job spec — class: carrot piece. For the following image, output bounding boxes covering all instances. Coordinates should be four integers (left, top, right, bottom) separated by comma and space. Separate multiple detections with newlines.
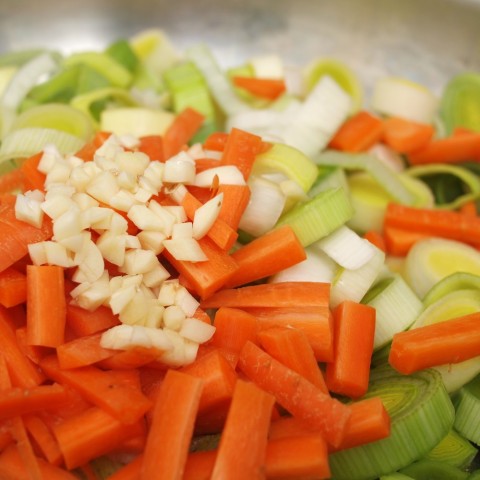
329, 111, 384, 152
66, 304, 120, 337
23, 414, 63, 466
460, 200, 478, 217
194, 157, 222, 173
325, 301, 376, 398
108, 454, 143, 480
98, 347, 162, 370
363, 230, 386, 252
232, 76, 287, 100
56, 332, 116, 369
389, 311, 480, 374
245, 306, 334, 362
0, 168, 25, 195
19, 152, 46, 192
258, 326, 328, 394
0, 429, 13, 453
216, 184, 251, 231
238, 341, 351, 448
74, 131, 111, 162
220, 127, 263, 180
265, 434, 330, 480
52, 406, 145, 470
382, 116, 435, 153
225, 226, 306, 288
384, 202, 480, 245
140, 369, 203, 480
0, 267, 27, 308
383, 225, 431, 256
0, 444, 78, 480
269, 415, 313, 440
184, 450, 216, 480
163, 236, 239, 300
177, 189, 238, 251
201, 282, 330, 309
26, 265, 66, 348
163, 107, 205, 159
16, 327, 48, 365
210, 307, 258, 365
0, 306, 44, 387
78, 464, 100, 480
332, 397, 391, 452
137, 135, 164, 162
39, 354, 152, 424
204, 132, 229, 152
0, 202, 53, 273
408, 132, 480, 165
211, 379, 275, 480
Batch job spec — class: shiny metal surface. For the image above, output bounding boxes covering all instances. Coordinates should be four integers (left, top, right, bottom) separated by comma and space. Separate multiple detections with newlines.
1, 0, 480, 96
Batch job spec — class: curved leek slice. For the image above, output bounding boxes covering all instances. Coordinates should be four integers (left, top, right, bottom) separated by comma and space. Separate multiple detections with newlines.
308, 166, 349, 198
404, 238, 480, 299
329, 367, 455, 480
363, 274, 423, 350
10, 104, 94, 141
399, 460, 470, 480
440, 73, 480, 135
423, 272, 480, 308
252, 143, 319, 192
424, 429, 478, 469
0, 66, 17, 99
275, 187, 354, 247
371, 77, 438, 124
303, 57, 363, 112
406, 163, 480, 210
453, 374, 480, 446
0, 127, 84, 166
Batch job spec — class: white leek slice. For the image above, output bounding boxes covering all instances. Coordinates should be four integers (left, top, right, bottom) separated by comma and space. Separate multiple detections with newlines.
371, 77, 438, 124
363, 274, 423, 350
330, 245, 385, 309
100, 107, 174, 137
187, 44, 249, 116
404, 238, 480, 299
0, 128, 85, 166
317, 225, 376, 270
0, 66, 16, 99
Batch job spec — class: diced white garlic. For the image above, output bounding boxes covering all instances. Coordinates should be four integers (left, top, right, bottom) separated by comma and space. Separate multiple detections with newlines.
120, 249, 159, 275
114, 151, 150, 177
136, 230, 166, 255
163, 305, 186, 331
86, 171, 120, 205
14, 193, 44, 228
142, 264, 170, 288
179, 317, 216, 343
163, 237, 208, 262
162, 151, 196, 184
192, 193, 223, 239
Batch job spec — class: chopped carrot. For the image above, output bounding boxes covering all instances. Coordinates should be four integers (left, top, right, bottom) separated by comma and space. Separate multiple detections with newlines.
204, 132, 229, 152
329, 111, 384, 152
225, 226, 306, 288
382, 116, 435, 153
325, 301, 376, 398
211, 379, 275, 480
16, 327, 47, 365
74, 131, 111, 162
332, 397, 391, 452
269, 415, 313, 440
163, 236, 239, 300
220, 127, 263, 180
39, 355, 152, 424
216, 184, 251, 231
0, 267, 27, 308
389, 311, 480, 374
23, 414, 63, 466
137, 135, 164, 162
363, 230, 386, 252
19, 152, 46, 192
232, 76, 286, 100
246, 306, 334, 362
163, 107, 205, 159
238, 341, 351, 448
408, 132, 480, 165
0, 168, 25, 195
201, 282, 330, 309
258, 326, 328, 394
27, 265, 66, 348
383, 225, 431, 256
65, 304, 120, 337
140, 369, 203, 480
107, 454, 143, 480
98, 347, 162, 370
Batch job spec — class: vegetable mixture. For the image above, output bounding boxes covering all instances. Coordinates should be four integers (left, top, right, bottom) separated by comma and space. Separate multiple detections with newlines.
0, 29, 480, 480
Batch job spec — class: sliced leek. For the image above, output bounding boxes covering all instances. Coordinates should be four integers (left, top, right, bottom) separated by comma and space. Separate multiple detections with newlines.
363, 274, 423, 350
275, 187, 354, 247
307, 166, 349, 198
329, 367, 455, 480
399, 460, 470, 480
423, 272, 480, 308
404, 238, 480, 299
454, 374, 480, 446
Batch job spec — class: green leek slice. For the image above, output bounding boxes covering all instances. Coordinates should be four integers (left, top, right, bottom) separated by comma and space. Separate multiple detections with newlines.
424, 429, 478, 469
399, 460, 470, 480
440, 73, 480, 135
329, 367, 455, 480
105, 39, 139, 73
275, 187, 354, 247
423, 272, 480, 308
308, 166, 349, 198
453, 374, 480, 446
252, 143, 319, 193
0, 66, 17, 99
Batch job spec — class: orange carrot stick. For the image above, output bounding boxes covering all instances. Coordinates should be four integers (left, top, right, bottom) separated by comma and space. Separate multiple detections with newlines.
225, 226, 307, 288
383, 225, 431, 256
238, 341, 351, 448
107, 454, 143, 480
363, 230, 386, 252
0, 168, 25, 195
232, 76, 287, 100
74, 131, 111, 162
382, 116, 434, 153
211, 379, 275, 480
26, 265, 66, 348
325, 301, 376, 398
216, 184, 251, 231
23, 414, 63, 466
66, 304, 120, 337
258, 326, 328, 394
201, 282, 330, 309
389, 311, 480, 374
140, 369, 203, 480
329, 111, 384, 152
204, 132, 229, 152
138, 135, 165, 162
19, 152, 46, 192
0, 267, 27, 308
